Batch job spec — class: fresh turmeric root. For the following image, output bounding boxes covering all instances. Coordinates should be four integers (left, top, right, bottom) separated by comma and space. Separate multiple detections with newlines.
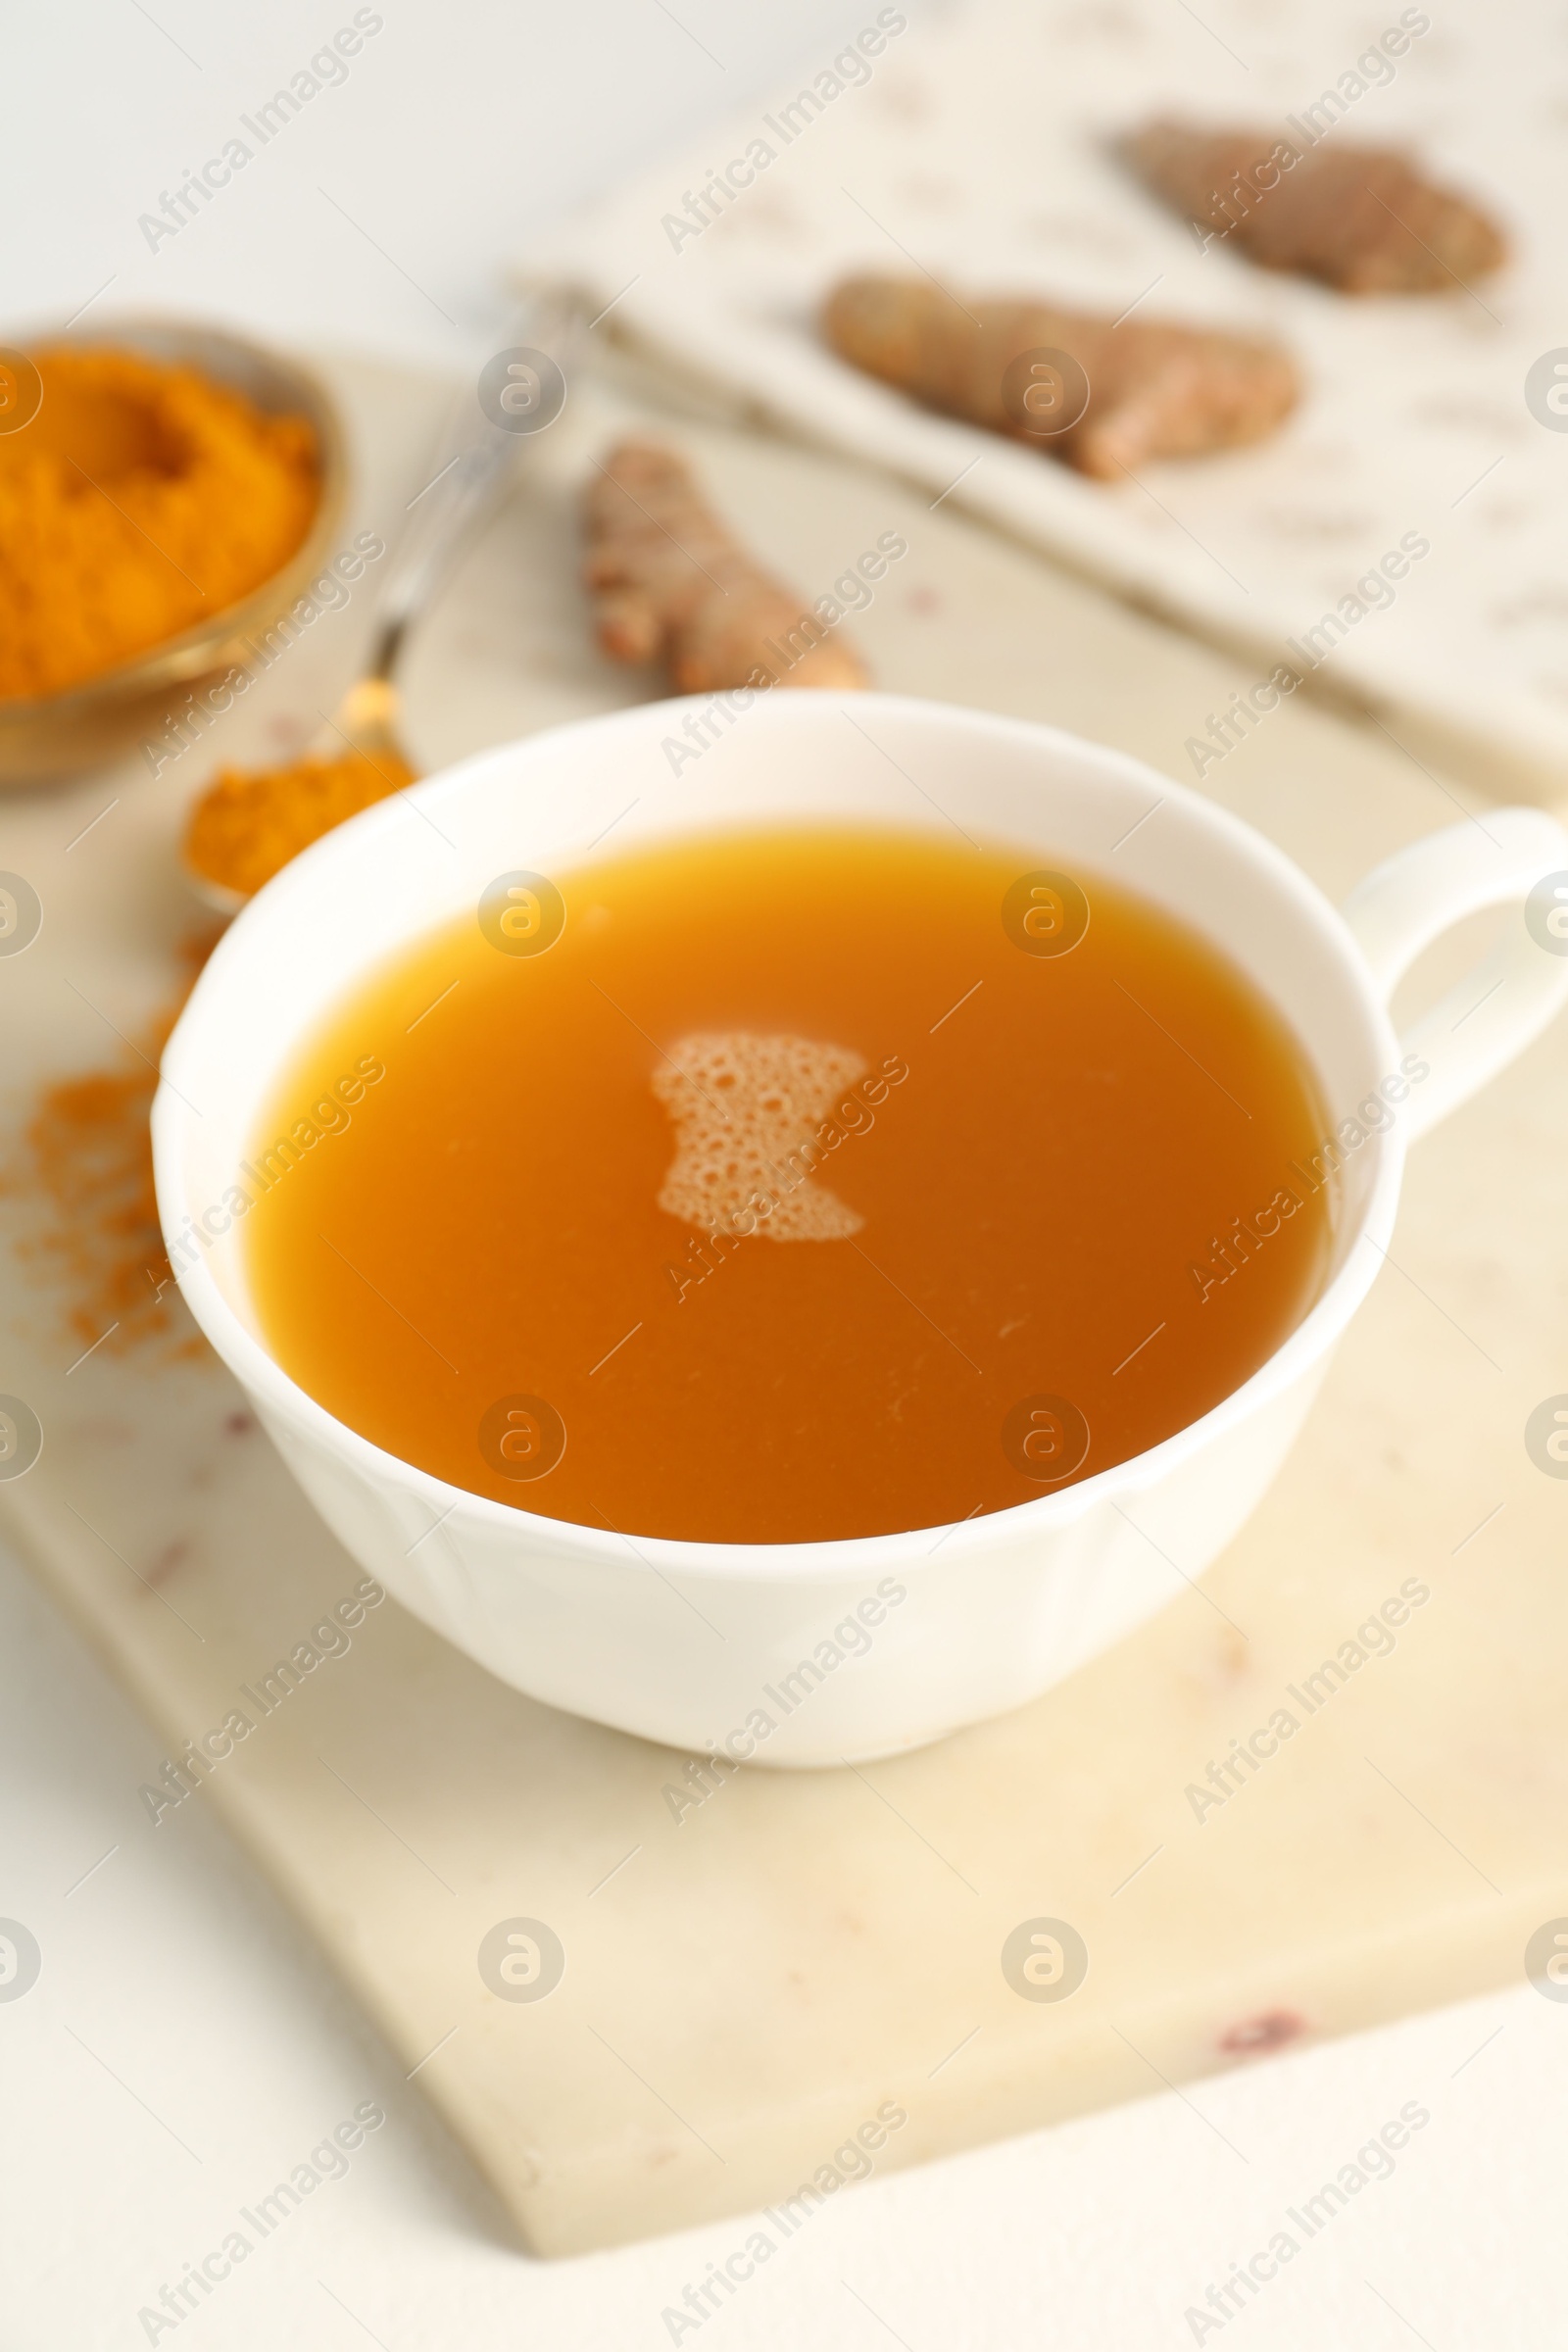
1124, 122, 1507, 294
584, 440, 868, 692
821, 275, 1298, 477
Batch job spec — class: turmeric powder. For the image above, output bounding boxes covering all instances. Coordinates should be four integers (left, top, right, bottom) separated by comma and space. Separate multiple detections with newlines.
184, 746, 417, 902
0, 345, 318, 701
2, 929, 220, 1356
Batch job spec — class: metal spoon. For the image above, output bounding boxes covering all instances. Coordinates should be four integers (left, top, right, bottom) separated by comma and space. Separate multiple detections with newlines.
184, 292, 579, 915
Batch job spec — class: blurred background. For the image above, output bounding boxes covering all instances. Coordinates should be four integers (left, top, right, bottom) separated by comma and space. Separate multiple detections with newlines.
5, 1, 900, 362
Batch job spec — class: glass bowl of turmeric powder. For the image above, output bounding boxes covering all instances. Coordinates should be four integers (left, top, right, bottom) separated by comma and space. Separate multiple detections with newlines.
0, 318, 346, 785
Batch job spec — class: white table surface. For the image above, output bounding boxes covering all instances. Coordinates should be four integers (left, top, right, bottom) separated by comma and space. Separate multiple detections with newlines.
4, 4, 1561, 2345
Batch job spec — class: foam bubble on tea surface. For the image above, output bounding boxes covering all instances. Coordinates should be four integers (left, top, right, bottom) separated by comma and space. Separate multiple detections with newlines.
653, 1032, 866, 1241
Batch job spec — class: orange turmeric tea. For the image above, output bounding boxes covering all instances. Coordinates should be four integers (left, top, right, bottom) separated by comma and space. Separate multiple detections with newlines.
242, 826, 1334, 1544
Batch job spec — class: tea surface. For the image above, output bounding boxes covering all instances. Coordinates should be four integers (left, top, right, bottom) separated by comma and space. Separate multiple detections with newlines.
243, 825, 1334, 1543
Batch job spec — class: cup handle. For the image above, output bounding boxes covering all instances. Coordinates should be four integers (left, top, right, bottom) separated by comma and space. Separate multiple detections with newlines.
1339, 808, 1568, 1144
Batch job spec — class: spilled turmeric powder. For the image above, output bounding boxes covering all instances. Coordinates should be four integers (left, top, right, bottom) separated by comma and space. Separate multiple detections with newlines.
2, 931, 220, 1356
183, 746, 417, 901
0, 345, 318, 701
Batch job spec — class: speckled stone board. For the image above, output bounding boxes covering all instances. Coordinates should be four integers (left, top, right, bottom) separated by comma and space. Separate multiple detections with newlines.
2, 352, 1565, 2255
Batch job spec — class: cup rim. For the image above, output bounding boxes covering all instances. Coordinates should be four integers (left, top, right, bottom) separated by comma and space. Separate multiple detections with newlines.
154, 690, 1407, 1581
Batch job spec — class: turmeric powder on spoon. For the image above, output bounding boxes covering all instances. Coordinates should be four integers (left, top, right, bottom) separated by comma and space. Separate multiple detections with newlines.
183, 742, 416, 903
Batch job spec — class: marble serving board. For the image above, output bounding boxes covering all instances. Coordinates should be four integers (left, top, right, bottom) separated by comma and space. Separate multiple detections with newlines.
3, 349, 1566, 2258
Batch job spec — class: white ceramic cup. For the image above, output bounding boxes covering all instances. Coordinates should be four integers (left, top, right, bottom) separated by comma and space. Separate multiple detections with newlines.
154, 694, 1568, 1764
